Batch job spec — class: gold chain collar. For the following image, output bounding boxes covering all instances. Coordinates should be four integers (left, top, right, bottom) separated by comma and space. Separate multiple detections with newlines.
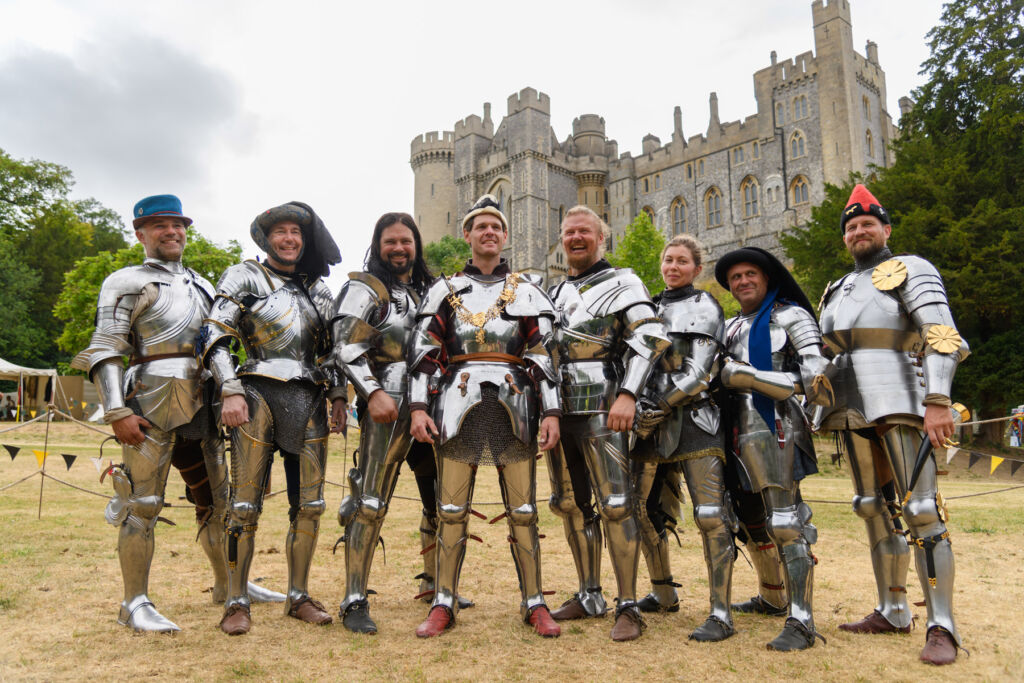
447, 273, 521, 343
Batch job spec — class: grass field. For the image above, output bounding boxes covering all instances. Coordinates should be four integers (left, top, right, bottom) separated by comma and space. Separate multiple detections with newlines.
0, 421, 1021, 681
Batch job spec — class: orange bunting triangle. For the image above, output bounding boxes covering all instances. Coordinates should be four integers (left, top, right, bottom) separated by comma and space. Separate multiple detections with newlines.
990, 456, 1004, 475
33, 450, 47, 467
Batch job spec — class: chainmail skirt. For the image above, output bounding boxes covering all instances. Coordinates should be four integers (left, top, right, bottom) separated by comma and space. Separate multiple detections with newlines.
436, 384, 535, 467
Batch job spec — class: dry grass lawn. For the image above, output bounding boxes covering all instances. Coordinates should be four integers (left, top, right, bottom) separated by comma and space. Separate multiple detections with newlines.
0, 422, 1022, 681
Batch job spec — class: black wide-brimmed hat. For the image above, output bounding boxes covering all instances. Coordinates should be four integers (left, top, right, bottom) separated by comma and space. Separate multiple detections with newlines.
251, 201, 341, 279
714, 246, 814, 315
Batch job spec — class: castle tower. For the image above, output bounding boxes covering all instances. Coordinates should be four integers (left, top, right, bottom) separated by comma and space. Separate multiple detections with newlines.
505, 87, 552, 277
572, 115, 608, 220
410, 131, 457, 244
813, 0, 859, 185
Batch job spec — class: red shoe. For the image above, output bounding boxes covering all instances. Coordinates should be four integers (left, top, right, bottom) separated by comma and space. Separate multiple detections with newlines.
415, 606, 453, 638
528, 606, 561, 638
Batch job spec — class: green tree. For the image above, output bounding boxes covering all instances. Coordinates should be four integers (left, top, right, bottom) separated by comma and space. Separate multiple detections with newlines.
0, 149, 72, 235
54, 228, 242, 361
781, 0, 1024, 428
0, 236, 48, 366
423, 234, 470, 276
607, 212, 666, 296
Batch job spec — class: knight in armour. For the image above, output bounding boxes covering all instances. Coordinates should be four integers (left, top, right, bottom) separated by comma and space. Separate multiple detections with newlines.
408, 195, 561, 638
715, 246, 832, 651
72, 195, 283, 633
817, 185, 968, 665
332, 212, 471, 634
197, 202, 344, 635
632, 235, 736, 642
546, 206, 670, 642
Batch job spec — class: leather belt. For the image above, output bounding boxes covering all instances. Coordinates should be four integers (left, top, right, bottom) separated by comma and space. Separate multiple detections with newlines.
823, 328, 921, 353
449, 352, 525, 367
130, 352, 195, 367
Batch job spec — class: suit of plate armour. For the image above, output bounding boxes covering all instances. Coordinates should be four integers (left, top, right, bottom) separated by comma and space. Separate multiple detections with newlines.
330, 272, 422, 614
197, 259, 338, 614
817, 254, 968, 641
547, 265, 670, 616
633, 289, 735, 625
72, 258, 233, 631
721, 303, 830, 634
406, 265, 559, 620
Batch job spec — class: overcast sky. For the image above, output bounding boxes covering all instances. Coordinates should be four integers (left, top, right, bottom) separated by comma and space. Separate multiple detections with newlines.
0, 0, 944, 290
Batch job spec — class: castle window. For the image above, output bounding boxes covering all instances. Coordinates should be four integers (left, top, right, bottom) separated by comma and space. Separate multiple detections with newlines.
791, 176, 810, 205
431, 183, 435, 197
641, 206, 655, 223
604, 189, 609, 204
686, 163, 692, 180
790, 131, 806, 158
776, 103, 784, 125
705, 187, 723, 227
654, 174, 661, 190
752, 141, 760, 159
698, 159, 704, 176
559, 205, 564, 225
447, 211, 450, 225
865, 129, 874, 157
584, 191, 588, 204
733, 147, 745, 164
862, 96, 871, 119
794, 95, 808, 119
671, 197, 687, 235
643, 177, 649, 194
740, 177, 759, 218
603, 213, 609, 223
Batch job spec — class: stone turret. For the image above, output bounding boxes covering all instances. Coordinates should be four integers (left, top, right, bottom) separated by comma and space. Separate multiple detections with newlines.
410, 131, 457, 244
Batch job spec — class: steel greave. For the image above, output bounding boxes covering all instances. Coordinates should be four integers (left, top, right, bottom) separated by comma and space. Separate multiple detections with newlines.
634, 460, 677, 607
284, 432, 328, 612
842, 430, 912, 628
431, 455, 475, 616
499, 457, 546, 617
683, 456, 734, 626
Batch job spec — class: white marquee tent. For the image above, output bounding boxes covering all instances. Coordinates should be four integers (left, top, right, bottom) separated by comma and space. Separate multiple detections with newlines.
0, 358, 61, 421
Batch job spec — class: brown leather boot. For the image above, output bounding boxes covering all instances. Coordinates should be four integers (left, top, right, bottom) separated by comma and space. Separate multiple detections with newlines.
550, 596, 589, 621
287, 597, 333, 625
220, 604, 251, 636
839, 610, 911, 634
610, 606, 645, 642
919, 627, 957, 665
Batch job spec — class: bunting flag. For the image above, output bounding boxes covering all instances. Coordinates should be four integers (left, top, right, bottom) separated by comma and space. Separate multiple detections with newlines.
1012, 461, 1023, 477
946, 446, 959, 464
90, 457, 103, 473
33, 450, 47, 467
80, 402, 87, 409
967, 452, 981, 470
61, 454, 77, 471
29, 410, 36, 418
4, 444, 18, 460
990, 456, 1005, 475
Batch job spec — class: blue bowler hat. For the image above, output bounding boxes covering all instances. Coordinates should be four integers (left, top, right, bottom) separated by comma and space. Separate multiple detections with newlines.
132, 194, 193, 229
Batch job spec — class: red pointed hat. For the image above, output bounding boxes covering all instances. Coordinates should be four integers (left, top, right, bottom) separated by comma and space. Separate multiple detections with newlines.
839, 184, 890, 234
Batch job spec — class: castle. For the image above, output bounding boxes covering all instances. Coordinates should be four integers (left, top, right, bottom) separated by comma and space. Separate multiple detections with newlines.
410, 0, 905, 282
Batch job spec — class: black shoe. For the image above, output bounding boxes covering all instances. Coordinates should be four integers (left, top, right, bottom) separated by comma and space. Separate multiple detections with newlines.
689, 615, 736, 642
732, 595, 788, 616
341, 599, 377, 635
766, 618, 823, 651
637, 593, 680, 614
457, 595, 475, 610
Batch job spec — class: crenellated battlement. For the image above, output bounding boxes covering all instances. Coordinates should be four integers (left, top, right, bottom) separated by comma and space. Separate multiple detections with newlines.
507, 87, 550, 115
454, 114, 493, 140
411, 130, 455, 156
812, 0, 851, 27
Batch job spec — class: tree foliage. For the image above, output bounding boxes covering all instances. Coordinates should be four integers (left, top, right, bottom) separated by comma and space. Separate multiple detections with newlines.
781, 0, 1024, 417
54, 229, 242, 364
0, 148, 130, 368
423, 234, 471, 276
607, 212, 666, 296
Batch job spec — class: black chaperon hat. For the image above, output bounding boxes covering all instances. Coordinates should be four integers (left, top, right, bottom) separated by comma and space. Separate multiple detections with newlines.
251, 201, 341, 279
714, 246, 815, 316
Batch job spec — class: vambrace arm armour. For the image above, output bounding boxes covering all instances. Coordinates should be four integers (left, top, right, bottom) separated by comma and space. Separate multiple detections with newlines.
523, 313, 561, 416
197, 293, 245, 393
657, 335, 719, 411
899, 257, 969, 401
719, 359, 797, 401
773, 304, 833, 407
619, 302, 671, 398
330, 275, 388, 401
